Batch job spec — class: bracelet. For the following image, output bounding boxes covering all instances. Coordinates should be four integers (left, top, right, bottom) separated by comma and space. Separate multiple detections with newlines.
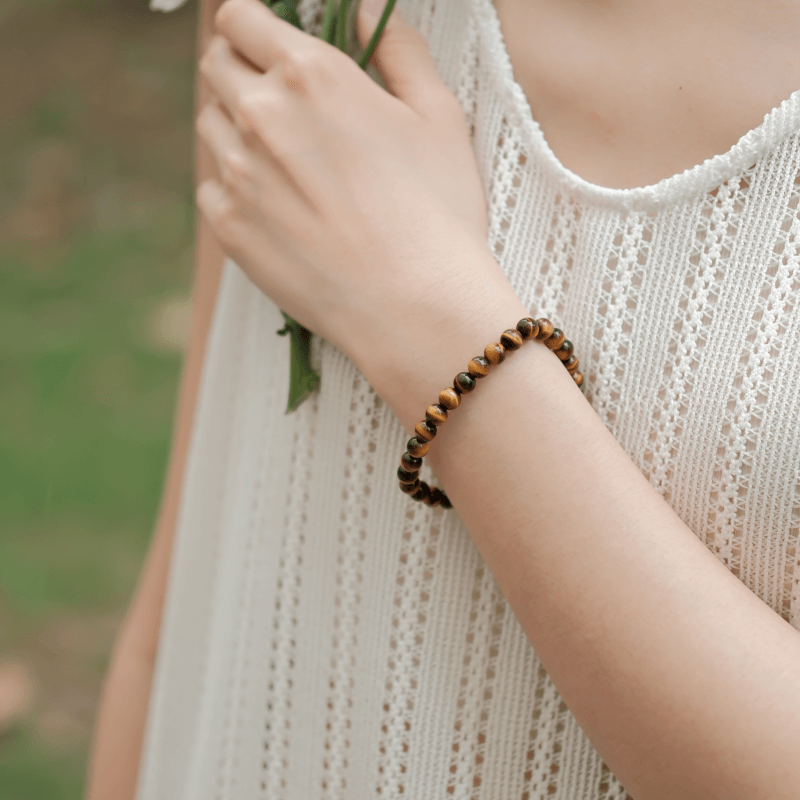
396, 317, 584, 508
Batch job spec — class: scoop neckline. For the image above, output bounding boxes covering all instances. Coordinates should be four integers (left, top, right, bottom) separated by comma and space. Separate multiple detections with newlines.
472, 0, 800, 212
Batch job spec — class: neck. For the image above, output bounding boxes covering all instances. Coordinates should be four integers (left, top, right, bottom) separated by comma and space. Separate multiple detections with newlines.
492, 0, 800, 189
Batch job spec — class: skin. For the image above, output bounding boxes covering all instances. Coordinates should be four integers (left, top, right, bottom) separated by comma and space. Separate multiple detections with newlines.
86, 2, 800, 798
493, 0, 800, 189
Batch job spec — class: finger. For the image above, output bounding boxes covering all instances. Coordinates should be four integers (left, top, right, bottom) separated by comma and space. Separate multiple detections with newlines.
214, 0, 315, 73
196, 178, 249, 251
196, 101, 256, 201
196, 99, 315, 245
199, 35, 263, 131
356, 0, 456, 118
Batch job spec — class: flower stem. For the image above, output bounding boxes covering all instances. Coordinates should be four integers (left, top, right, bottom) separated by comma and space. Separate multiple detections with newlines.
262, 0, 399, 413
320, 0, 337, 43
357, 0, 397, 70
336, 0, 351, 52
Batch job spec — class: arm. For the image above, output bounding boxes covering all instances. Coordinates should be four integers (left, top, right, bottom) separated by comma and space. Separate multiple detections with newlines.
192, 2, 800, 796
388, 302, 800, 800
85, 1, 225, 796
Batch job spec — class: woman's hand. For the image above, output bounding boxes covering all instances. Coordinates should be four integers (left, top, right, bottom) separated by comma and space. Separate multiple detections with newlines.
195, 0, 516, 406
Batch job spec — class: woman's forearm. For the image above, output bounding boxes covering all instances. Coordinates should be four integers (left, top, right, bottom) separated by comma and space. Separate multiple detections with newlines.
86, 0, 227, 795
374, 269, 800, 800
85, 607, 161, 800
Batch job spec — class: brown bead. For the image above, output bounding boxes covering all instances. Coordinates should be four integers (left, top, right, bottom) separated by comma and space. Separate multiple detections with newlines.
407, 437, 429, 458
400, 478, 421, 494
516, 317, 539, 339
425, 404, 448, 426
484, 343, 506, 365
422, 489, 442, 508
415, 420, 437, 442
401, 451, 423, 471
555, 340, 574, 360
535, 318, 554, 340
545, 328, 565, 350
500, 329, 524, 350
439, 492, 453, 509
454, 372, 476, 393
564, 355, 579, 373
397, 466, 419, 483
411, 481, 431, 503
428, 487, 447, 507
572, 371, 584, 386
439, 388, 461, 410
468, 356, 490, 378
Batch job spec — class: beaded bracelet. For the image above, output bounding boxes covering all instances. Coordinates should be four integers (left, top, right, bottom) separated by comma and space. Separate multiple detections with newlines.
396, 317, 584, 508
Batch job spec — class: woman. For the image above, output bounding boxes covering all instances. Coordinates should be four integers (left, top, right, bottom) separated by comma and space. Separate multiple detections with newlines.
87, 0, 800, 797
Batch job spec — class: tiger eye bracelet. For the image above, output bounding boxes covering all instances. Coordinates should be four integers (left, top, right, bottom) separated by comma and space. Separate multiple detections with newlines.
397, 317, 584, 508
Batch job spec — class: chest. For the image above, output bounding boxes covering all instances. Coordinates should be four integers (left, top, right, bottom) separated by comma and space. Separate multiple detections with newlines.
491, 0, 800, 190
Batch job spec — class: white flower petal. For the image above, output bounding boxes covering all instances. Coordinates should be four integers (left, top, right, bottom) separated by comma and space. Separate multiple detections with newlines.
150, 0, 190, 12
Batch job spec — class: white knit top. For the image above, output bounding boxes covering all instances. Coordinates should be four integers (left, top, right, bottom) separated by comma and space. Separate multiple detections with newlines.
138, 0, 800, 797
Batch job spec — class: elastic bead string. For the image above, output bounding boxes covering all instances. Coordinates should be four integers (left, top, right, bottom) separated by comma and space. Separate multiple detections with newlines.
397, 317, 584, 508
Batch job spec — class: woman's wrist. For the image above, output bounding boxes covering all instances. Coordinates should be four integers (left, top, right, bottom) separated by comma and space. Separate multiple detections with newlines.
355, 246, 536, 436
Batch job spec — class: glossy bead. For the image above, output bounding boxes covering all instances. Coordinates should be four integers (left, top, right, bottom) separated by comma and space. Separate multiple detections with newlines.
572, 371, 584, 386
401, 451, 422, 471
500, 329, 524, 350
411, 482, 431, 503
545, 328, 565, 350
555, 340, 574, 360
407, 436, 429, 458
397, 466, 419, 483
428, 487, 447, 507
535, 318, 554, 340
439, 388, 461, 409
415, 420, 437, 442
454, 372, 476, 393
400, 478, 421, 494
565, 356, 579, 373
468, 356, 490, 378
516, 317, 539, 339
439, 492, 453, 509
484, 343, 506, 365
425, 404, 448, 426
424, 487, 443, 507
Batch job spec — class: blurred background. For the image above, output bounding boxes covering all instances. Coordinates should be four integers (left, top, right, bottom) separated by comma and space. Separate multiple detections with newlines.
0, 0, 199, 795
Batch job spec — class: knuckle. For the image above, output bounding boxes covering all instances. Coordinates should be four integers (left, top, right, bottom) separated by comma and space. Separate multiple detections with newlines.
199, 36, 225, 79
197, 181, 237, 231
214, 0, 244, 33
198, 50, 214, 81
280, 47, 333, 91
220, 151, 250, 188
211, 194, 239, 234
234, 90, 275, 132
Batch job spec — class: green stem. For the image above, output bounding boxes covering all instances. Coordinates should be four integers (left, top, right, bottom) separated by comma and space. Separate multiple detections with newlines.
357, 0, 397, 69
320, 0, 338, 43
336, 0, 351, 52
326, 9, 339, 44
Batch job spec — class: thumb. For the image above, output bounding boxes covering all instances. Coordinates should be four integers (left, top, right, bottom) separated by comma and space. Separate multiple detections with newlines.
356, 0, 451, 117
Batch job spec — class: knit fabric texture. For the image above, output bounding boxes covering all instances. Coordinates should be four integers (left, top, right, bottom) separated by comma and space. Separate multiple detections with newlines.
136, 0, 800, 797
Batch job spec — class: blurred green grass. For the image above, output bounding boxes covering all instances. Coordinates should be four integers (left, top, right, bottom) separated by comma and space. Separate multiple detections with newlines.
0, 0, 199, 795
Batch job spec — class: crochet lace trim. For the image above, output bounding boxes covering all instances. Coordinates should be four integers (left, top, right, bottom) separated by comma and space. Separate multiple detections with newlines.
475, 0, 800, 211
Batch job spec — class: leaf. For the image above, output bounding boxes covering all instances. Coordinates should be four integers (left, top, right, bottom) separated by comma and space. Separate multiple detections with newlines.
276, 312, 321, 414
